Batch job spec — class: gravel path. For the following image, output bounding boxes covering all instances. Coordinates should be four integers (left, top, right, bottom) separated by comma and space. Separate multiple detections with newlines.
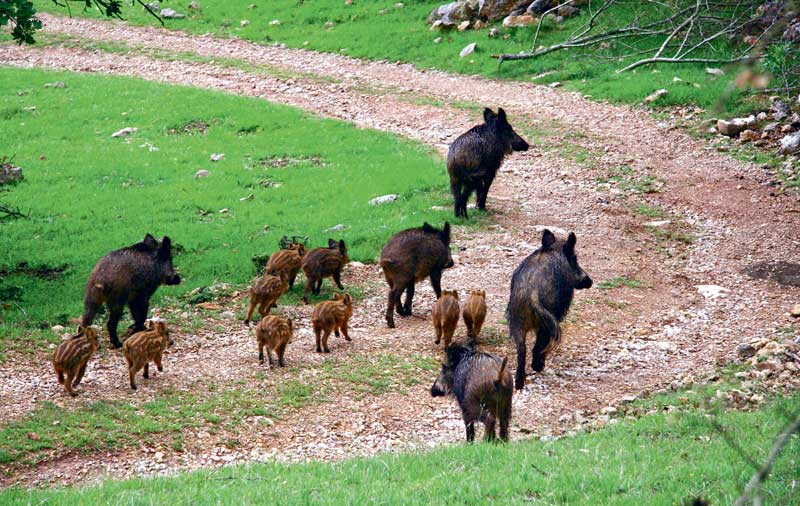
0, 14, 798, 487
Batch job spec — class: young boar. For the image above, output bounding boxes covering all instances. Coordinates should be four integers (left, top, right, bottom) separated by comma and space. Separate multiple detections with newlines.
81, 234, 181, 348
447, 108, 529, 218
265, 242, 307, 288
244, 271, 289, 325
431, 345, 513, 442
463, 290, 487, 342
52, 326, 99, 397
302, 239, 349, 304
255, 314, 293, 367
123, 320, 173, 390
311, 292, 353, 353
433, 290, 460, 348
507, 229, 592, 390
380, 222, 454, 328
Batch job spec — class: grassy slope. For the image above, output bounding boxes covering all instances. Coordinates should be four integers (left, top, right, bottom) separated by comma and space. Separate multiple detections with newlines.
32, 0, 750, 113
2, 392, 797, 505
0, 67, 449, 341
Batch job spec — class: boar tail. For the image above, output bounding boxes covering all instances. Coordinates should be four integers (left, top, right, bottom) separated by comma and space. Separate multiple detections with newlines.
531, 300, 561, 355
496, 357, 508, 387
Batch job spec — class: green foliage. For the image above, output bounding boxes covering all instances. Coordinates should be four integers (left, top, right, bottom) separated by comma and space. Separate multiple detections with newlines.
761, 41, 800, 95
597, 276, 642, 290
0, 0, 41, 44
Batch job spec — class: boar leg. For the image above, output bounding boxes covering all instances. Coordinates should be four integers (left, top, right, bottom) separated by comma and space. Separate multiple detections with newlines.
341, 322, 351, 341
143, 363, 150, 379
244, 298, 258, 324
56, 367, 65, 385
258, 342, 265, 364
498, 401, 511, 442
429, 272, 443, 299
333, 270, 344, 290
129, 366, 138, 390
303, 277, 315, 304
484, 414, 497, 442
464, 421, 475, 443
315, 327, 323, 353
257, 301, 269, 318
129, 296, 149, 334
451, 182, 469, 219
288, 271, 297, 289
267, 348, 275, 366
510, 321, 527, 390
277, 343, 287, 367
385, 289, 397, 328
73, 362, 88, 386
434, 321, 442, 345
107, 303, 125, 349
64, 371, 76, 396
155, 353, 163, 372
322, 329, 332, 353
314, 278, 323, 295
400, 282, 414, 316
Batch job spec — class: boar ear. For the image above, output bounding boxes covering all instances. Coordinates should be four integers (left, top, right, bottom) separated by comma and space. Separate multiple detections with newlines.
452, 290, 459, 299
84, 327, 97, 339
563, 232, 577, 255
156, 321, 167, 334
483, 108, 496, 123
344, 294, 352, 305
541, 229, 556, 251
143, 234, 158, 249
338, 240, 347, 254
158, 236, 172, 259
421, 222, 435, 234
328, 238, 337, 248
497, 108, 508, 124
442, 222, 451, 244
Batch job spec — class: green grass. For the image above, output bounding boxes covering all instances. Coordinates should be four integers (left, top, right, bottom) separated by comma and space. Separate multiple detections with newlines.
2, 391, 797, 505
597, 276, 642, 290
0, 67, 456, 347
30, 0, 754, 113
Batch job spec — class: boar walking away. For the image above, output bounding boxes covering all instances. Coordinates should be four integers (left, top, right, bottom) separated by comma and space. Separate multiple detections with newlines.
431, 345, 513, 442
311, 292, 353, 353
52, 326, 99, 397
81, 234, 181, 348
255, 315, 293, 367
265, 242, 307, 289
463, 290, 487, 342
244, 271, 289, 325
380, 222, 454, 328
507, 229, 592, 390
123, 320, 173, 390
433, 290, 460, 348
302, 239, 349, 304
447, 108, 529, 218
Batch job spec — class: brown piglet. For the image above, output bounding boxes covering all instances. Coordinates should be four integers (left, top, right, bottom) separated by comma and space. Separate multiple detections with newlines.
255, 315, 293, 368
302, 239, 349, 304
433, 290, 460, 348
123, 320, 174, 390
463, 290, 487, 342
52, 326, 99, 397
311, 292, 353, 353
244, 271, 289, 325
265, 242, 307, 289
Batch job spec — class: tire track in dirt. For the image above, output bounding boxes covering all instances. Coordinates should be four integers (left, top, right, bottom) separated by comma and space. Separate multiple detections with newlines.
0, 14, 798, 487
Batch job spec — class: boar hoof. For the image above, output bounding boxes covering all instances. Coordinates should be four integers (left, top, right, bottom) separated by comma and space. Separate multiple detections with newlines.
69, 391, 78, 397
111, 341, 123, 349
323, 348, 330, 353
386, 319, 395, 329
316, 347, 322, 353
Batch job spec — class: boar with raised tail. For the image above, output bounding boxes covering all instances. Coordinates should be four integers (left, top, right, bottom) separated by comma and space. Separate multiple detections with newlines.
81, 234, 181, 348
507, 229, 592, 390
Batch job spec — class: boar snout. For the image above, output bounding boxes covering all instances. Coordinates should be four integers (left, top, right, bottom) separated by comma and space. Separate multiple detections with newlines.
576, 271, 592, 290
512, 134, 529, 152
165, 273, 181, 285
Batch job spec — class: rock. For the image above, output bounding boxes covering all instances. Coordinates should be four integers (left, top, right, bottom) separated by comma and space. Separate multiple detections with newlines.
502, 14, 535, 28
706, 67, 724, 76
43, 81, 66, 88
558, 4, 579, 17
790, 304, 800, 317
527, 0, 554, 14
154, 451, 165, 462
739, 130, 759, 143
644, 220, 670, 227
194, 169, 210, 179
51, 325, 65, 333
221, 311, 236, 320
325, 224, 346, 232
457, 20, 471, 31
459, 42, 476, 58
0, 163, 23, 185
736, 343, 756, 359
790, 112, 800, 125
427, 1, 474, 26
433, 37, 442, 43
368, 194, 398, 205
695, 284, 728, 299
757, 111, 768, 121
716, 116, 755, 137
324, 21, 335, 28
784, 21, 800, 43
781, 131, 800, 154
349, 261, 366, 268
488, 27, 501, 37
240, 19, 250, 27
196, 302, 221, 310
479, 0, 526, 21
394, 2, 404, 8
270, 19, 281, 25
160, 8, 186, 19
111, 127, 137, 138
763, 122, 779, 132
188, 1, 201, 10
771, 100, 790, 121
643, 89, 668, 104
210, 153, 225, 162
472, 19, 486, 30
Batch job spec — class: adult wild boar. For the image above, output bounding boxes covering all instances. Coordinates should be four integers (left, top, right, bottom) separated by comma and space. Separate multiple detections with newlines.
81, 234, 181, 348
447, 107, 529, 218
507, 229, 592, 389
380, 222, 454, 328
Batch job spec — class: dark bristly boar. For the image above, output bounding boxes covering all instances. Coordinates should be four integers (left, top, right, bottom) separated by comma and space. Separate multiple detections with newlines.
380, 222, 455, 328
52, 326, 99, 397
433, 290, 460, 348
507, 229, 592, 390
265, 242, 307, 289
123, 320, 174, 390
81, 234, 181, 348
463, 290, 487, 342
255, 314, 293, 367
447, 107, 529, 218
311, 292, 353, 353
431, 345, 513, 443
302, 239, 349, 304
244, 271, 289, 325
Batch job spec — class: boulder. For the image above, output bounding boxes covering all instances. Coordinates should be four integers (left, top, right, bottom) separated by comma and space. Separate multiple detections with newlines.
160, 8, 186, 19
716, 116, 755, 137
781, 131, 800, 154
503, 14, 536, 27
558, 4, 579, 17
479, 0, 529, 21
643, 89, 668, 103
771, 100, 790, 121
527, 0, 555, 14
427, 1, 476, 26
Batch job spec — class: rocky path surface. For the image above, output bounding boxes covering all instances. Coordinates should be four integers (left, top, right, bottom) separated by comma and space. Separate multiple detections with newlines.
1, 13, 798, 487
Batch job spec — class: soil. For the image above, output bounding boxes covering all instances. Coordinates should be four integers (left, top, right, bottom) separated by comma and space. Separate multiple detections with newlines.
0, 13, 798, 488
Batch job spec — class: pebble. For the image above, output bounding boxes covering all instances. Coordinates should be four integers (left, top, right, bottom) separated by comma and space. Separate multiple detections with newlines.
194, 169, 210, 179
791, 304, 800, 317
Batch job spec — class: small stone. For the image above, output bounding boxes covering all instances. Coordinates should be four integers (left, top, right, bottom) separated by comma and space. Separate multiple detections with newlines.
160, 8, 186, 19
502, 14, 535, 28
790, 304, 800, 317
549, 82, 561, 88
154, 451, 165, 462
240, 19, 250, 27
111, 127, 137, 138
394, 2, 404, 8
26, 432, 40, 441
644, 220, 671, 227
239, 193, 254, 201
739, 130, 759, 143
0, 163, 23, 185
188, 1, 201, 10
757, 111, 768, 121
324, 21, 335, 28
644, 89, 668, 104
695, 285, 728, 299
781, 131, 800, 154
459, 42, 476, 58
488, 27, 500, 38
433, 37, 442, 44
716, 116, 755, 137
51, 325, 65, 333
368, 194, 398, 205
457, 20, 470, 31
43, 81, 66, 88
221, 311, 236, 319
270, 19, 281, 26
736, 343, 756, 359
218, 208, 228, 214
194, 169, 210, 179
771, 100, 790, 121
325, 224, 345, 232
210, 153, 225, 162
706, 67, 724, 76
763, 122, 779, 132
557, 5, 579, 17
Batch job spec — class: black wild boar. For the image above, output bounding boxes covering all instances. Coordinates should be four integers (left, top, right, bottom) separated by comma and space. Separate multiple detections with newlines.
81, 234, 181, 348
447, 107, 529, 218
379, 222, 454, 328
301, 239, 349, 304
430, 345, 513, 442
507, 229, 592, 390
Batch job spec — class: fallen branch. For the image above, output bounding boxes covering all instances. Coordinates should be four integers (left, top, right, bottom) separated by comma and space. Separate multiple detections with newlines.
0, 204, 28, 221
